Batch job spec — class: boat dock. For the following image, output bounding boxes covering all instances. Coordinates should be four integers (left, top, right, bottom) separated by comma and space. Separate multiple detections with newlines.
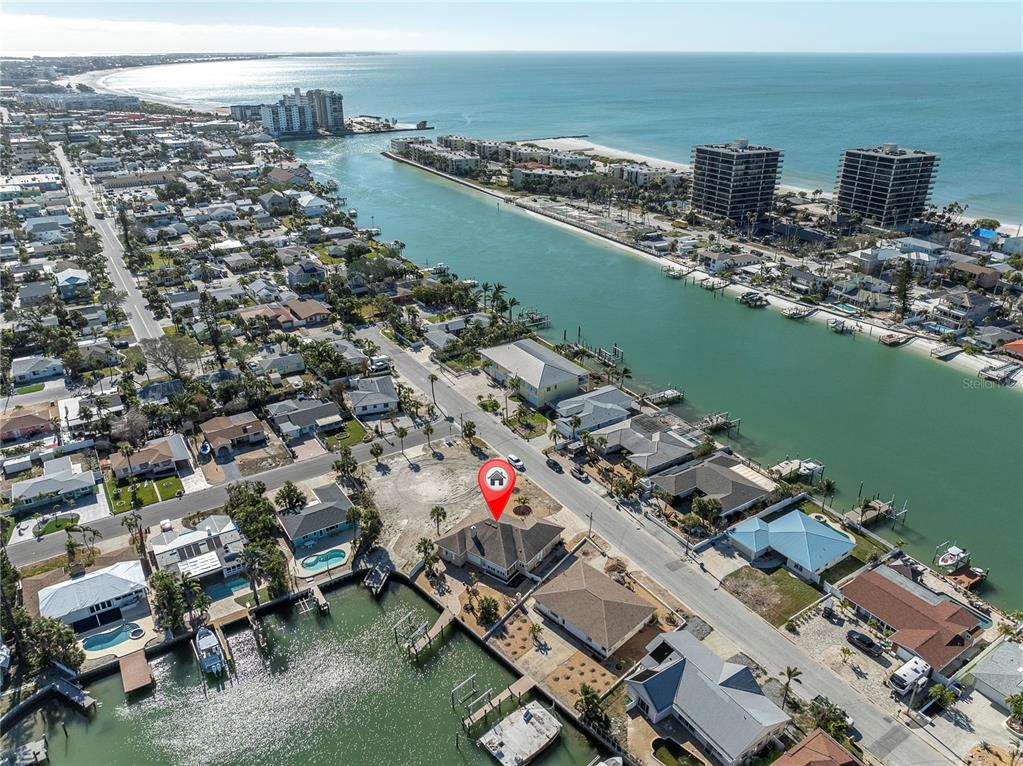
693, 411, 740, 434
119, 650, 153, 694
364, 562, 391, 597
879, 333, 909, 346
978, 362, 1019, 384
930, 344, 960, 359
462, 676, 536, 731
4, 738, 47, 765
477, 701, 562, 766
647, 388, 683, 405
737, 291, 769, 307
408, 608, 455, 658
52, 678, 96, 713
213, 623, 234, 664
662, 265, 693, 280
782, 305, 815, 320
828, 318, 854, 334
700, 277, 728, 292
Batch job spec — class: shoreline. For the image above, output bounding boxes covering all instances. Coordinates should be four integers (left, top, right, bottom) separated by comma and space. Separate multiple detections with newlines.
382, 152, 1018, 390
59, 67, 229, 116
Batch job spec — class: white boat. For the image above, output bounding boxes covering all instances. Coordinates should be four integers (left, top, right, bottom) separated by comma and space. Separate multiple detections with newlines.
194, 627, 225, 675
937, 545, 969, 569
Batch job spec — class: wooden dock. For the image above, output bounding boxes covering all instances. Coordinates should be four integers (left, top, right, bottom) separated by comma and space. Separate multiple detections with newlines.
52, 678, 96, 713
310, 583, 330, 613
213, 624, 234, 664
409, 608, 454, 657
462, 676, 536, 731
119, 650, 153, 694
978, 362, 1019, 384
5, 738, 47, 765
930, 344, 960, 359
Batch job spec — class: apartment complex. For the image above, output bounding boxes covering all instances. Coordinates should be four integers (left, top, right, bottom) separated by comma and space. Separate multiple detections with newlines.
835, 143, 939, 227
690, 139, 783, 221
306, 89, 346, 132
254, 88, 346, 137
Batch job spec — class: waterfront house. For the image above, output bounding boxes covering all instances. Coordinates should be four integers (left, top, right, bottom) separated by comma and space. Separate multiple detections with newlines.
436, 512, 563, 584
11, 355, 63, 385
295, 191, 329, 217
532, 559, 655, 658
962, 640, 1023, 714
199, 412, 267, 458
278, 483, 354, 550
726, 510, 855, 584
8, 456, 97, 512
593, 412, 704, 474
37, 560, 147, 633
840, 565, 981, 675
0, 410, 54, 442
553, 385, 635, 439
347, 376, 399, 417
258, 190, 290, 214
929, 288, 995, 333
774, 729, 865, 766
109, 433, 191, 480
265, 397, 344, 441
148, 515, 246, 582
480, 339, 588, 408
647, 453, 773, 519
626, 630, 789, 766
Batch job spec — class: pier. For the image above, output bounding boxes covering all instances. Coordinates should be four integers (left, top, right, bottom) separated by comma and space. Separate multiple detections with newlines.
462, 676, 536, 731
693, 411, 740, 434
782, 305, 815, 320
879, 333, 909, 346
827, 318, 854, 334
647, 388, 683, 405
52, 677, 96, 713
4, 738, 47, 765
408, 608, 455, 658
699, 276, 728, 292
520, 308, 551, 330
978, 362, 1019, 384
930, 344, 960, 359
119, 650, 153, 694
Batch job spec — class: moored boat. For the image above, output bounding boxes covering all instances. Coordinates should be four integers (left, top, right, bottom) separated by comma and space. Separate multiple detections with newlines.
194, 627, 226, 675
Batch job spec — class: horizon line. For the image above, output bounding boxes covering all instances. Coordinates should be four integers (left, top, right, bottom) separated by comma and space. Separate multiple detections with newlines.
5, 49, 1022, 57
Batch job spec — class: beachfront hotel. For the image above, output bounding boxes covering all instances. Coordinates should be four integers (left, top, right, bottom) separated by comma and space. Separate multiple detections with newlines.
835, 143, 939, 228
690, 139, 783, 222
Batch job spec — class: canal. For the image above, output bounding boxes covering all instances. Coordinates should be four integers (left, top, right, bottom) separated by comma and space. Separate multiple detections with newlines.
1, 585, 603, 765
297, 135, 1023, 610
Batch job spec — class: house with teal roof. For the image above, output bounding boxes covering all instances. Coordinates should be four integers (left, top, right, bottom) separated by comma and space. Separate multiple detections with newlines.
726, 510, 855, 584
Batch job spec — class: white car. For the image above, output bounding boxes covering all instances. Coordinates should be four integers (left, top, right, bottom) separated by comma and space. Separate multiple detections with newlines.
506, 454, 525, 471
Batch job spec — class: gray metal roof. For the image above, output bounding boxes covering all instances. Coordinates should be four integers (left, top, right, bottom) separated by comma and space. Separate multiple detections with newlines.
38, 560, 145, 620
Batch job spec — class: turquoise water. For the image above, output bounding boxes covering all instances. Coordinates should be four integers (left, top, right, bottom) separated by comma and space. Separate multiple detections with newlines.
300, 549, 348, 571
82, 622, 141, 651
2, 584, 602, 766
204, 575, 249, 601
104, 53, 1022, 220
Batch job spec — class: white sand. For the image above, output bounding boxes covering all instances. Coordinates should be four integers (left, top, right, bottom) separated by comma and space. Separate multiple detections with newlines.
58, 68, 229, 116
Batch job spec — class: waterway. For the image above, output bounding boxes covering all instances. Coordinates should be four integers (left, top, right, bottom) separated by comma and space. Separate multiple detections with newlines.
295, 135, 1022, 609
1, 584, 602, 765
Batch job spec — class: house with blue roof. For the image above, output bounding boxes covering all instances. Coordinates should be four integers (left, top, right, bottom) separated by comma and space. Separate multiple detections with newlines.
726, 510, 855, 584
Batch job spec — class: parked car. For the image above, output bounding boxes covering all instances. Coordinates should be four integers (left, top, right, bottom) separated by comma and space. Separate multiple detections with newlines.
506, 454, 525, 471
846, 630, 883, 657
570, 466, 587, 482
545, 457, 563, 473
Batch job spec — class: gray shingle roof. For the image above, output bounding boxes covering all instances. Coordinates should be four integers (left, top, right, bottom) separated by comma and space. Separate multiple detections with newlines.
651, 454, 769, 514
437, 512, 563, 571
279, 495, 353, 541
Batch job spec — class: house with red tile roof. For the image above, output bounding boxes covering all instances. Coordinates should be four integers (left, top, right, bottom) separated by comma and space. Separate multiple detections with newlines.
774, 729, 863, 766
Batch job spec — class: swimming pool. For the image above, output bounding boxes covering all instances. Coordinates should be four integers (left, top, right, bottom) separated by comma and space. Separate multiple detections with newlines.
831, 303, 859, 314
205, 576, 249, 601
922, 322, 952, 335
940, 594, 993, 629
83, 623, 142, 651
301, 549, 347, 572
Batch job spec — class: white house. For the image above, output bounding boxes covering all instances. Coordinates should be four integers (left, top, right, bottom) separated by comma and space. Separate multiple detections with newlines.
296, 191, 330, 217
37, 560, 147, 633
11, 355, 64, 384
553, 385, 634, 439
347, 376, 399, 417
147, 515, 246, 582
480, 339, 588, 408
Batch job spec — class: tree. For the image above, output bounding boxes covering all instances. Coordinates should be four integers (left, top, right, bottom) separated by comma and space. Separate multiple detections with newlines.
780, 666, 802, 710
275, 480, 307, 512
427, 372, 439, 405
331, 446, 358, 484
928, 683, 957, 711
357, 506, 383, 551
150, 570, 187, 631
20, 613, 85, 672
691, 495, 723, 522
139, 334, 203, 379
574, 683, 611, 731
345, 504, 362, 548
528, 622, 544, 644
808, 697, 849, 740
1006, 692, 1023, 723
894, 259, 913, 320
414, 537, 439, 573
477, 595, 501, 625
0, 548, 25, 660
461, 419, 477, 442
423, 422, 434, 449
369, 440, 384, 466
395, 426, 408, 454
118, 442, 135, 480
430, 505, 447, 535
819, 478, 837, 509
840, 646, 853, 664
239, 545, 268, 606
181, 571, 210, 622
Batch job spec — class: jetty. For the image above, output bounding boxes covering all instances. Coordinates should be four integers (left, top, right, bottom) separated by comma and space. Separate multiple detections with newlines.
462, 676, 536, 731
477, 701, 561, 766
119, 650, 153, 694
364, 562, 391, 597
408, 608, 455, 658
782, 305, 815, 320
978, 362, 1019, 384
930, 344, 960, 359
879, 333, 909, 346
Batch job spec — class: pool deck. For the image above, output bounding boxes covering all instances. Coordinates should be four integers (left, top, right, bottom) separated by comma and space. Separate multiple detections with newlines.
119, 650, 153, 694
291, 537, 353, 582
80, 613, 160, 665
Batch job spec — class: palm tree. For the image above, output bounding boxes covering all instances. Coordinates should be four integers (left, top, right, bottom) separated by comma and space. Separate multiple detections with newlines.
618, 366, 632, 387
461, 419, 476, 442
502, 375, 519, 419
430, 505, 447, 535
819, 478, 837, 510
568, 415, 582, 440
423, 422, 434, 449
479, 282, 492, 309
239, 546, 267, 606
369, 441, 384, 466
345, 504, 362, 548
780, 666, 802, 710
506, 296, 520, 323
120, 510, 147, 561
395, 426, 408, 455
528, 622, 544, 644
64, 532, 82, 564
180, 571, 204, 623
427, 373, 439, 405
331, 446, 357, 484
118, 442, 135, 479
490, 282, 506, 309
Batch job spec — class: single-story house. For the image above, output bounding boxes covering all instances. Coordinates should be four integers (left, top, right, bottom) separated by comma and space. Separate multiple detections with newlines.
8, 456, 97, 512
593, 412, 703, 474
223, 252, 257, 273
648, 453, 773, 519
962, 640, 1023, 713
138, 379, 185, 406
147, 515, 246, 581
841, 566, 981, 674
480, 338, 588, 408
265, 397, 344, 440
18, 280, 52, 306
626, 630, 789, 766
200, 412, 267, 457
109, 433, 191, 480
286, 297, 331, 325
554, 385, 635, 439
37, 560, 147, 632
348, 376, 399, 417
533, 559, 655, 658
11, 355, 63, 384
278, 483, 354, 550
726, 510, 855, 584
436, 512, 563, 583
253, 352, 306, 376
774, 728, 865, 766
1, 410, 55, 442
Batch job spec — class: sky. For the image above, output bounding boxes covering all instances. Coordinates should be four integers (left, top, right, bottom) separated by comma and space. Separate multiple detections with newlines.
2, 1, 1021, 55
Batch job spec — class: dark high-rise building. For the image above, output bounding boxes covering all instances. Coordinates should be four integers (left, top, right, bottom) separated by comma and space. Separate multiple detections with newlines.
690, 139, 783, 222
307, 89, 346, 133
836, 144, 939, 227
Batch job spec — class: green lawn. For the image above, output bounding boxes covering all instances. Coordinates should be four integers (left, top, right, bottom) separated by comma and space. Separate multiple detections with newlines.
506, 411, 549, 440
235, 586, 269, 608
154, 476, 184, 501
444, 352, 482, 372
722, 566, 823, 627
104, 479, 159, 514
37, 514, 81, 537
324, 419, 367, 450
2, 515, 15, 544
15, 383, 44, 394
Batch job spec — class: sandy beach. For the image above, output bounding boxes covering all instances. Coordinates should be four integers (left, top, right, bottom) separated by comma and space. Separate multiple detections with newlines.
59, 67, 229, 116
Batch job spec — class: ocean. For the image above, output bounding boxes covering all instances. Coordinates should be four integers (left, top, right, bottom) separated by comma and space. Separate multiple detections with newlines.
103, 52, 1023, 221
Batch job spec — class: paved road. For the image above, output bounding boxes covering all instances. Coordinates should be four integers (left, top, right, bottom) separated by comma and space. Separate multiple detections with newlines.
6, 428, 428, 567
53, 145, 165, 341
364, 328, 952, 766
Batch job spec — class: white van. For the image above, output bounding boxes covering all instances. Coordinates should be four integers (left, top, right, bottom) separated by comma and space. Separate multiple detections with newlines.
888, 657, 932, 694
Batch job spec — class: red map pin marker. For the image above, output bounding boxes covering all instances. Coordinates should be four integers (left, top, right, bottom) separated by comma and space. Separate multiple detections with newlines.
478, 459, 516, 521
